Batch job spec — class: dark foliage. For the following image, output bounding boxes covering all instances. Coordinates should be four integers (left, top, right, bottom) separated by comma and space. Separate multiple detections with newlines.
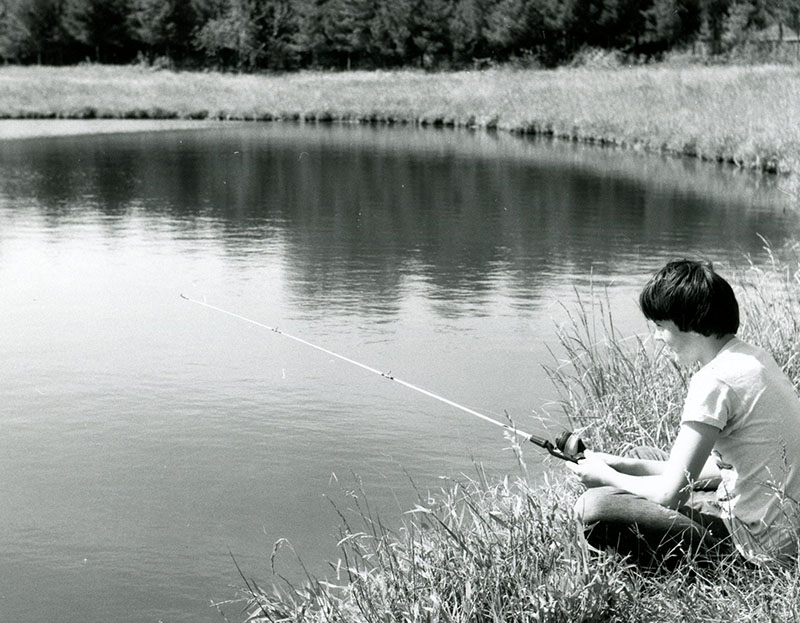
0, 0, 793, 69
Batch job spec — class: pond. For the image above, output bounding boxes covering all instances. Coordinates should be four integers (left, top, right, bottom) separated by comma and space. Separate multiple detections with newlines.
0, 121, 796, 623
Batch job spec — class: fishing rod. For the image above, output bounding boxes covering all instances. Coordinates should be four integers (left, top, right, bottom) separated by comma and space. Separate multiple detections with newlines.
180, 294, 586, 463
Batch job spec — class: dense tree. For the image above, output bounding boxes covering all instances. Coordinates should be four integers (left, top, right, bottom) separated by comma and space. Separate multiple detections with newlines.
699, 0, 730, 53
0, 0, 795, 69
0, 0, 35, 61
568, 0, 651, 52
318, 0, 373, 67
194, 0, 302, 70
194, 0, 262, 69
259, 0, 301, 69
485, 0, 572, 66
0, 0, 71, 63
449, 0, 501, 63
63, 0, 134, 62
641, 0, 702, 53
128, 0, 198, 63
406, 0, 454, 67
773, 0, 800, 38
295, 0, 389, 68
293, 0, 330, 66
368, 1, 413, 65
787, 1, 800, 36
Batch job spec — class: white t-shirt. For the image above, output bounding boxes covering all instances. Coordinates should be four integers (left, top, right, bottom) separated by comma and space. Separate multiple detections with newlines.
681, 337, 800, 562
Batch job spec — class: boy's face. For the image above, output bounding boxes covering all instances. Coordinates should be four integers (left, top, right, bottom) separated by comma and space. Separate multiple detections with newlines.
652, 320, 704, 365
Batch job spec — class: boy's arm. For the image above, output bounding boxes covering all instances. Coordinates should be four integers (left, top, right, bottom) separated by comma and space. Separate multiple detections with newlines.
594, 451, 721, 484
591, 452, 668, 476
566, 421, 720, 508
694, 455, 722, 489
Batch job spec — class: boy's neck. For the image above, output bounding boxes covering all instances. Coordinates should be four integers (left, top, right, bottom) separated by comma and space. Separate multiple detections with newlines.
698, 333, 736, 366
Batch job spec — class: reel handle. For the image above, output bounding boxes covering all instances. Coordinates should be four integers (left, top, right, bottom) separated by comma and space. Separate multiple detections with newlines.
529, 431, 587, 463
554, 431, 586, 463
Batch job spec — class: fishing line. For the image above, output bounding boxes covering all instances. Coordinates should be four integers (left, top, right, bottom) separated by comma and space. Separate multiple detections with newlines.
180, 293, 535, 440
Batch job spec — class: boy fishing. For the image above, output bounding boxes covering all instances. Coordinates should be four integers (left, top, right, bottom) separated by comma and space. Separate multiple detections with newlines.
568, 259, 800, 567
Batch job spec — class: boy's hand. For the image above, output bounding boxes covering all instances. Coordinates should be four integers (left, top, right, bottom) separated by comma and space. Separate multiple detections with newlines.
584, 450, 621, 468
565, 450, 618, 488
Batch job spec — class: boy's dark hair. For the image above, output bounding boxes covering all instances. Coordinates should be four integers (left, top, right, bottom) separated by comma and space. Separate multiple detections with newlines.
639, 260, 739, 337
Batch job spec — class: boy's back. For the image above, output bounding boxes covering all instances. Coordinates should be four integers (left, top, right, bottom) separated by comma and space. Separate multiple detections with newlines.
682, 337, 800, 561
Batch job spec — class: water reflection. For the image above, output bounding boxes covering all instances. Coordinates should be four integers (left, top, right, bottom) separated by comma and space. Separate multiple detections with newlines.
1, 123, 796, 321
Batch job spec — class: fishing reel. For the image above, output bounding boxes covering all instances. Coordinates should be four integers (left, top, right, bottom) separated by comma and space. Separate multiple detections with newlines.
529, 431, 587, 463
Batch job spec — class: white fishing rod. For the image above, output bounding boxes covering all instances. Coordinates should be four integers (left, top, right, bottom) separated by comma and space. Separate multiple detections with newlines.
180, 294, 586, 462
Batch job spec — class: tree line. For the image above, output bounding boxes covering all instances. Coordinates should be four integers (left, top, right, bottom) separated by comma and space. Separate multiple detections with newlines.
1, 0, 798, 70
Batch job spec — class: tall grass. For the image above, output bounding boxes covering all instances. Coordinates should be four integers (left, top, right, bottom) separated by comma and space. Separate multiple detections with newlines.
1, 64, 800, 179
548, 242, 800, 456
544, 292, 688, 455
236, 472, 626, 623
229, 245, 800, 623
737, 241, 800, 385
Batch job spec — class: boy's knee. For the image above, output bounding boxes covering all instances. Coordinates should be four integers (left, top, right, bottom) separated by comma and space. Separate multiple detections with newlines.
574, 486, 621, 525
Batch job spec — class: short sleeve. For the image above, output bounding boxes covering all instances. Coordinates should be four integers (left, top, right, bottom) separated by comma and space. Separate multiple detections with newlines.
680, 370, 735, 430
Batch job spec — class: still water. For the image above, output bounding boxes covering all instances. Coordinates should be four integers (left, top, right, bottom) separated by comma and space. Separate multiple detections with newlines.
0, 122, 796, 622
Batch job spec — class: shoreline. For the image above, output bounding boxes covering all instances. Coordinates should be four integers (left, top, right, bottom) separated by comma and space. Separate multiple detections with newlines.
0, 108, 788, 177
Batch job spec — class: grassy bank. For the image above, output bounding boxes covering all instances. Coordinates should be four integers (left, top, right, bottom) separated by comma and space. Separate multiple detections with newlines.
1, 64, 799, 182
228, 246, 800, 622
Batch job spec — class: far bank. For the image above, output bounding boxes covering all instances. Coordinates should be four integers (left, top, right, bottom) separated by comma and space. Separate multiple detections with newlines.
1, 64, 798, 185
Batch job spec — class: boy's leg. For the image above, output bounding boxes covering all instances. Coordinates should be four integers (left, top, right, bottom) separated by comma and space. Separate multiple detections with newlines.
574, 486, 732, 569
